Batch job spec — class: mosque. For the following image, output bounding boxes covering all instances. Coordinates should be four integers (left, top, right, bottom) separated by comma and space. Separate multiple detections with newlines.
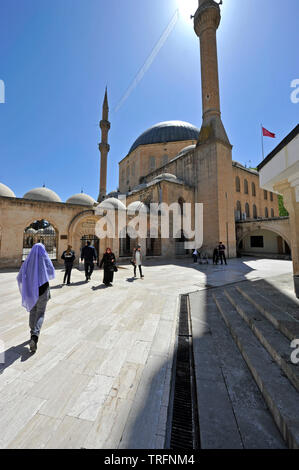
0, 0, 292, 269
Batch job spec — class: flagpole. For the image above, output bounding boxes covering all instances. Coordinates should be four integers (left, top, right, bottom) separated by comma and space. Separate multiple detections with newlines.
261, 123, 265, 160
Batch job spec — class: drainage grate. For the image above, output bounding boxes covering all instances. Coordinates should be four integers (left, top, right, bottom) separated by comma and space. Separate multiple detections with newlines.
169, 295, 200, 450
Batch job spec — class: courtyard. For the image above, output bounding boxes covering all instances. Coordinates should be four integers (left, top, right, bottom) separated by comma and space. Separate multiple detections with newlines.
0, 257, 296, 449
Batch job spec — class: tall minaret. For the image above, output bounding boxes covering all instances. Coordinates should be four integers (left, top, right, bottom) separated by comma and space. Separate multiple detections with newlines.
192, 0, 236, 259
194, 0, 229, 145
98, 87, 110, 202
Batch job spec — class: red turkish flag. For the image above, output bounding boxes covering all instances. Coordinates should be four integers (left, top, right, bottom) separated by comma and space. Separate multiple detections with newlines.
262, 127, 276, 138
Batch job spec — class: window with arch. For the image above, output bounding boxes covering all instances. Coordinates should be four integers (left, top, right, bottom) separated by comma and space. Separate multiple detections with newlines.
252, 182, 256, 196
162, 154, 168, 166
253, 204, 257, 219
245, 202, 250, 218
236, 201, 242, 220
265, 207, 269, 218
244, 179, 249, 194
271, 208, 274, 217
149, 156, 156, 171
264, 190, 268, 200
270, 192, 273, 202
235, 176, 240, 192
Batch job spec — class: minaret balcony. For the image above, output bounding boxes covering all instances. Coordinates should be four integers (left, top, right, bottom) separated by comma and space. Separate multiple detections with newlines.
100, 119, 111, 131
194, 1, 221, 36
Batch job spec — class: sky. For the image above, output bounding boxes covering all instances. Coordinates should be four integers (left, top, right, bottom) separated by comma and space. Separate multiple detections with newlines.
0, 0, 298, 200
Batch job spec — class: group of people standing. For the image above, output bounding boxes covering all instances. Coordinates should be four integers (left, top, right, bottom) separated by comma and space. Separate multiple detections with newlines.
192, 242, 227, 266
61, 242, 117, 286
17, 241, 144, 353
213, 242, 227, 265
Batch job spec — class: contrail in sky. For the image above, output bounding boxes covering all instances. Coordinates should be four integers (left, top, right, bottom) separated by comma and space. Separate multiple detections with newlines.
114, 9, 179, 113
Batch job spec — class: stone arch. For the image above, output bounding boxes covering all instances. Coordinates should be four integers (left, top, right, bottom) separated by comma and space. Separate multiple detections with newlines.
237, 223, 291, 250
68, 210, 100, 259
22, 218, 59, 260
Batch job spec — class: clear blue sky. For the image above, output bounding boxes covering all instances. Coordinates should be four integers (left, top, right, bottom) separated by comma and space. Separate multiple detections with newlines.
0, 0, 298, 200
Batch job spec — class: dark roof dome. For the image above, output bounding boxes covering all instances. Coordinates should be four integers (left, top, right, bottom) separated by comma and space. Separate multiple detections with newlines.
129, 120, 200, 153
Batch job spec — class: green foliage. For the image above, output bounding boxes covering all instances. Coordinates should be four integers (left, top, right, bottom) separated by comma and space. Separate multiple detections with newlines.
278, 195, 289, 216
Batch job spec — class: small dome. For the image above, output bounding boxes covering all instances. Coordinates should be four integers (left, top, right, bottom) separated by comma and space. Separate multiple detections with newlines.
23, 187, 61, 203
153, 173, 177, 181
96, 197, 127, 213
177, 144, 196, 156
66, 193, 96, 206
0, 183, 16, 198
127, 201, 148, 214
129, 121, 200, 153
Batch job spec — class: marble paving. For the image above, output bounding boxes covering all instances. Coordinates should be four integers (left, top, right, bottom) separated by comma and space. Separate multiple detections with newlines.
0, 257, 293, 448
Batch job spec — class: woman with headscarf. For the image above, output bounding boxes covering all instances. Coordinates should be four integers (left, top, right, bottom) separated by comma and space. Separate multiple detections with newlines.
99, 247, 116, 286
17, 243, 55, 353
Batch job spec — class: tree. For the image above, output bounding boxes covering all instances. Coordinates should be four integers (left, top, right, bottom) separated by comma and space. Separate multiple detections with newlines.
278, 195, 289, 217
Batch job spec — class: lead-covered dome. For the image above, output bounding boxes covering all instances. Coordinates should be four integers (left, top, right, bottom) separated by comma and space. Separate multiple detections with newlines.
129, 121, 200, 153
0, 183, 16, 198
66, 193, 96, 206
23, 187, 61, 203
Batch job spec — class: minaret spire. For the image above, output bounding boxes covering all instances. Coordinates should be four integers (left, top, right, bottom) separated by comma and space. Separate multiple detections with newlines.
98, 87, 110, 202
194, 0, 230, 145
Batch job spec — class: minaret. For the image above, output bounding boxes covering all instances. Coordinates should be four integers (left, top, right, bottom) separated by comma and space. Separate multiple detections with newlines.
192, 0, 236, 258
194, 0, 229, 145
98, 87, 110, 202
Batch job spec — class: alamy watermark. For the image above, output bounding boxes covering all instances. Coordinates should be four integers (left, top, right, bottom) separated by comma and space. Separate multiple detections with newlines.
290, 79, 299, 104
290, 339, 299, 365
0, 79, 5, 103
94, 196, 203, 250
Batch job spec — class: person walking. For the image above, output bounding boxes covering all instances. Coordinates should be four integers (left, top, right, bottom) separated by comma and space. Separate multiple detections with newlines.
61, 245, 75, 285
81, 241, 97, 281
17, 243, 55, 353
99, 247, 116, 286
133, 245, 144, 278
213, 246, 219, 265
192, 249, 198, 263
218, 242, 227, 265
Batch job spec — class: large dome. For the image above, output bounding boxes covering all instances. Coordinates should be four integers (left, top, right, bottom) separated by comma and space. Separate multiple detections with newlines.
129, 120, 200, 153
0, 183, 16, 198
23, 187, 61, 203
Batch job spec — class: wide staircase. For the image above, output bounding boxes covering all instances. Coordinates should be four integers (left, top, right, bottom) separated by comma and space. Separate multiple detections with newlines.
188, 277, 299, 449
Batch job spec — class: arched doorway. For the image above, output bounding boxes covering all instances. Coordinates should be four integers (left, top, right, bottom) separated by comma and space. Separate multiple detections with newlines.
23, 219, 57, 261
80, 234, 99, 260
175, 229, 188, 255
119, 227, 136, 257
146, 230, 161, 256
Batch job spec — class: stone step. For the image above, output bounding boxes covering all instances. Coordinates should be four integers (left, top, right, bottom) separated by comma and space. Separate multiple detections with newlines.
224, 287, 299, 393
188, 290, 286, 449
236, 284, 299, 341
250, 278, 299, 322
213, 291, 299, 449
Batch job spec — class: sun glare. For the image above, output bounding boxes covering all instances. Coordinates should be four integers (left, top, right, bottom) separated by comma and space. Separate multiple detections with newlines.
176, 0, 199, 22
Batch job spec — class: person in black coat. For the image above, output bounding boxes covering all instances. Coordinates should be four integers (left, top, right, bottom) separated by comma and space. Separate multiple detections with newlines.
61, 245, 76, 285
218, 242, 227, 265
213, 247, 219, 265
99, 247, 116, 286
81, 241, 97, 281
